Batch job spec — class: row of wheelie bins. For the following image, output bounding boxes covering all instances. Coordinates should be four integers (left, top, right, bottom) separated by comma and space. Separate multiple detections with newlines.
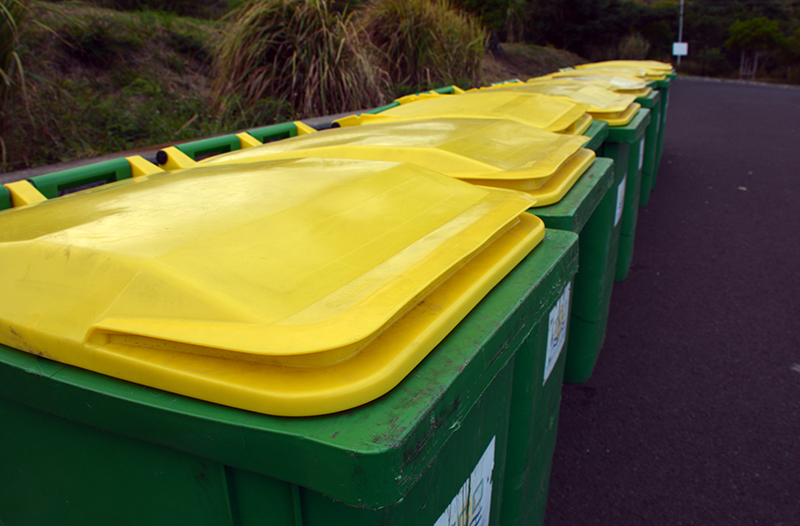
0, 60, 674, 526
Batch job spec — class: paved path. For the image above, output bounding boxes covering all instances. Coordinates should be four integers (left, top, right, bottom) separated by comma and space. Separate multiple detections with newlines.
543, 78, 800, 525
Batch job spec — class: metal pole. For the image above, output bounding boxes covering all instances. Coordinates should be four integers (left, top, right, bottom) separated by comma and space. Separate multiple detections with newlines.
677, 0, 684, 65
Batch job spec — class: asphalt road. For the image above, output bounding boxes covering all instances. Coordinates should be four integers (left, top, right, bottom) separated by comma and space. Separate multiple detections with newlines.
543, 78, 800, 525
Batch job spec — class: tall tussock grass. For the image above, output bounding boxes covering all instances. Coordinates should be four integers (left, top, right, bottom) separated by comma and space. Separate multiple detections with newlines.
359, 0, 486, 90
214, 0, 387, 119
618, 33, 651, 60
1, 0, 28, 115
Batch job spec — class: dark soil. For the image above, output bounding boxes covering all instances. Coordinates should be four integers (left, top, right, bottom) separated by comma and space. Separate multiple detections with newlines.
543, 78, 800, 525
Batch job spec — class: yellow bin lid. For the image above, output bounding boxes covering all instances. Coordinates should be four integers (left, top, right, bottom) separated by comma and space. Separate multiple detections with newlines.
202, 117, 595, 206
541, 71, 653, 97
480, 80, 641, 127
578, 60, 673, 74
572, 63, 667, 81
0, 157, 543, 416
339, 90, 593, 135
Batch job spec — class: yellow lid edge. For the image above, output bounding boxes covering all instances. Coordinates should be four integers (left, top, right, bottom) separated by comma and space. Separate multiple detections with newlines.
8, 213, 544, 416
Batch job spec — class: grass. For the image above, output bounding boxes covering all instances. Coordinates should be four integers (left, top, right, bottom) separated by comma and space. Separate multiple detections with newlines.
213, 0, 388, 119
359, 0, 486, 92
1, 2, 294, 172
480, 42, 585, 83
0, 0, 30, 117
0, 1, 586, 173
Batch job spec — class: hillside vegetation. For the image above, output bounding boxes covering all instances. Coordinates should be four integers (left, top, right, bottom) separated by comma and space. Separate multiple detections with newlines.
1, 1, 585, 173
2, 2, 295, 172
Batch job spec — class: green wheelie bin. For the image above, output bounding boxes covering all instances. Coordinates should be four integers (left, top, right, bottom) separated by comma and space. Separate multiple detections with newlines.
568, 61, 674, 192
600, 107, 651, 281
0, 152, 579, 526
634, 88, 662, 206
651, 76, 674, 188
175, 114, 611, 522
188, 113, 619, 387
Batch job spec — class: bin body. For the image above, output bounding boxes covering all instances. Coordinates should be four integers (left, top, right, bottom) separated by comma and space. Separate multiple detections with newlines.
528, 158, 617, 384
652, 78, 672, 187
0, 185, 10, 210
600, 108, 651, 281
581, 120, 609, 152
0, 216, 578, 526
634, 90, 662, 207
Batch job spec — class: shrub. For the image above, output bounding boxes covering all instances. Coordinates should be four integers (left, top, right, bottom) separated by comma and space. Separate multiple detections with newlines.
0, 0, 28, 113
68, 1, 244, 20
618, 32, 651, 60
359, 0, 486, 90
61, 15, 144, 65
213, 0, 387, 118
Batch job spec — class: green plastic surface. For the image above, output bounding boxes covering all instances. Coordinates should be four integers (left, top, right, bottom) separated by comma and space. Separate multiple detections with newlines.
247, 122, 298, 143
501, 235, 579, 526
601, 108, 650, 282
364, 101, 401, 114
529, 158, 619, 384
429, 85, 459, 95
176, 134, 241, 160
635, 90, 662, 207
0, 229, 579, 526
28, 157, 132, 198
581, 120, 610, 152
0, 185, 10, 210
654, 80, 671, 187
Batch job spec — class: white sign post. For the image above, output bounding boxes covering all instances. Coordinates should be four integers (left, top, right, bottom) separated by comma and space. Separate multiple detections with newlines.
675, 0, 685, 64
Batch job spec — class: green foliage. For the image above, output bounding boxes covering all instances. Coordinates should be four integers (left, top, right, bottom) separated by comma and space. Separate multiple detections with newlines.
61, 15, 144, 65
3, 72, 294, 171
726, 17, 785, 52
0, 0, 28, 114
213, 0, 388, 118
528, 0, 643, 60
360, 0, 486, 89
1, 4, 293, 172
73, 0, 245, 20
451, 0, 528, 41
618, 32, 651, 59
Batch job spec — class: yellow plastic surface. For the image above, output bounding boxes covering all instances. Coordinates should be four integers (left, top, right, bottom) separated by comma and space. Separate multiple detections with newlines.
236, 132, 263, 149
201, 118, 593, 205
3, 180, 47, 207
126, 155, 165, 178
0, 157, 542, 416
540, 72, 652, 97
481, 80, 640, 126
350, 91, 592, 135
579, 60, 674, 74
573, 64, 667, 81
158, 146, 196, 170
395, 87, 465, 104
294, 121, 317, 135
466, 148, 596, 205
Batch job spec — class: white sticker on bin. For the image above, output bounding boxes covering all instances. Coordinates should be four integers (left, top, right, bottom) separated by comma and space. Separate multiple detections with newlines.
638, 138, 645, 171
615, 175, 627, 227
434, 437, 495, 526
544, 282, 572, 385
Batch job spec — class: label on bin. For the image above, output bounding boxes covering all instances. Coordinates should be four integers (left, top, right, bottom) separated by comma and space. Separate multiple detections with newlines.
615, 175, 627, 227
434, 437, 495, 526
638, 138, 645, 171
544, 282, 572, 385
